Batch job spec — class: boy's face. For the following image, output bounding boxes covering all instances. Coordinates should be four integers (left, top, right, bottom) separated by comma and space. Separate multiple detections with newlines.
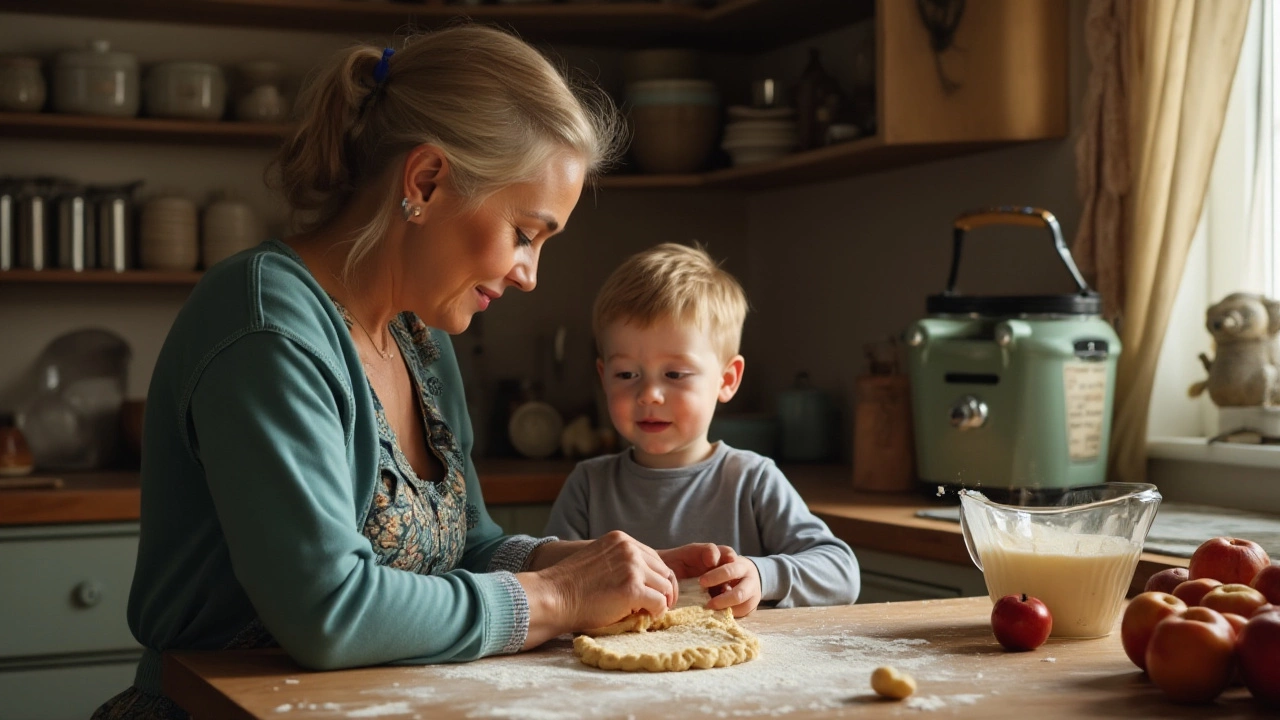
597, 317, 743, 469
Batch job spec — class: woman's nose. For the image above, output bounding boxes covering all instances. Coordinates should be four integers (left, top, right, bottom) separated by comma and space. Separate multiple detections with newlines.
507, 260, 537, 293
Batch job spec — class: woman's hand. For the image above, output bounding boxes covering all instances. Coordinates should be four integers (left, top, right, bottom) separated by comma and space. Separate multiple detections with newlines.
700, 548, 762, 618
658, 543, 735, 581
516, 531, 675, 648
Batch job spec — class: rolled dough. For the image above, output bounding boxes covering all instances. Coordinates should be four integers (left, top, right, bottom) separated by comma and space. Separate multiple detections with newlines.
574, 580, 760, 672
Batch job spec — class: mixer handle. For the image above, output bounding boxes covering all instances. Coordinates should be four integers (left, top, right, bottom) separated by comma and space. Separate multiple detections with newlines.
944, 206, 1092, 297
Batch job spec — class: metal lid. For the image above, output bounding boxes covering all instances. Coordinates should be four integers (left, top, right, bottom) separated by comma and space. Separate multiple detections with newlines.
926, 292, 1103, 317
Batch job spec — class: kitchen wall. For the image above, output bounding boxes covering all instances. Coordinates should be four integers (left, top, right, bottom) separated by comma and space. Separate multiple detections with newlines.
0, 1, 1088, 461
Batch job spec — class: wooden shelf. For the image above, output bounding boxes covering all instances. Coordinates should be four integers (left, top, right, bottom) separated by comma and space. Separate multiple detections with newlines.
597, 136, 1025, 191
0, 269, 203, 285
3, 0, 873, 50
0, 111, 289, 146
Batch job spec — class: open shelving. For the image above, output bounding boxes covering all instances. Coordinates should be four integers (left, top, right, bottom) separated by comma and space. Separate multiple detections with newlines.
2, 0, 875, 51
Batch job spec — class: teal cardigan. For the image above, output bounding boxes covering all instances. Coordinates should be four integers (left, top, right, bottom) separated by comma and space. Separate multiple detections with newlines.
127, 240, 529, 693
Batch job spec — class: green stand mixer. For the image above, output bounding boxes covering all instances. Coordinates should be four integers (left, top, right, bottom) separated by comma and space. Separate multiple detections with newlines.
905, 207, 1120, 497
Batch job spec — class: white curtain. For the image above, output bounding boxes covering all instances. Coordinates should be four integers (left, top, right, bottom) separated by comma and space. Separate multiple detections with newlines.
1148, 0, 1271, 439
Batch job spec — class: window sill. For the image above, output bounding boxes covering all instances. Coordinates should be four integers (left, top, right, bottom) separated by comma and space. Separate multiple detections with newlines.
1148, 436, 1280, 469
1147, 436, 1280, 515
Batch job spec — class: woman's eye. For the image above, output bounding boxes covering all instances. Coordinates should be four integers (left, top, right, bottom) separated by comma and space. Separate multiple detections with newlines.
515, 228, 533, 247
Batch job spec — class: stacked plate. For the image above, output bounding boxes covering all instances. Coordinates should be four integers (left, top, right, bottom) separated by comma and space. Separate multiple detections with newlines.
722, 106, 798, 167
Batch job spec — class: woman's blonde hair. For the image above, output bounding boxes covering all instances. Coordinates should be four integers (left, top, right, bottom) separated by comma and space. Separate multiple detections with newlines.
593, 243, 749, 361
273, 24, 625, 275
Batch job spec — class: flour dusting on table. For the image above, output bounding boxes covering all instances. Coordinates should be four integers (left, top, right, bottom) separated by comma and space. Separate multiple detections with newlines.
342, 628, 986, 719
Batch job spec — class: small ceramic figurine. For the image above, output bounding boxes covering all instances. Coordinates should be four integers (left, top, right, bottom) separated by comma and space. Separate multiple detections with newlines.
1188, 292, 1280, 407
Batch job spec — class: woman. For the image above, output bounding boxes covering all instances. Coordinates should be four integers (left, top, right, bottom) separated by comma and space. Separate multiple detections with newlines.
95, 25, 728, 718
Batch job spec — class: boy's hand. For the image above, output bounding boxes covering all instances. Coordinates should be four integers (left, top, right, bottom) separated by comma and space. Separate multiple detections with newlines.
657, 543, 736, 580
701, 549, 762, 618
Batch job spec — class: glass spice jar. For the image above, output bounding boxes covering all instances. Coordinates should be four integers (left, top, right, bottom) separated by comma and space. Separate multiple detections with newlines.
0, 411, 35, 477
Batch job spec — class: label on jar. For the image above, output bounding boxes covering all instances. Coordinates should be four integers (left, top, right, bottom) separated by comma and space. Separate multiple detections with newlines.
1064, 361, 1108, 461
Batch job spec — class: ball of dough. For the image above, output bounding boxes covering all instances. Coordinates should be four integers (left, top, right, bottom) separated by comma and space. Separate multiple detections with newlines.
870, 665, 917, 700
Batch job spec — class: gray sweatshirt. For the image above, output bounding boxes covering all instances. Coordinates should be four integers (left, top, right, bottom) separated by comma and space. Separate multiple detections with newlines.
544, 442, 860, 607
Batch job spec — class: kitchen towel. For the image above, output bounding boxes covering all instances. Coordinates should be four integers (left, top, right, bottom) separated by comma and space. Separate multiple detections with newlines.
917, 502, 1280, 559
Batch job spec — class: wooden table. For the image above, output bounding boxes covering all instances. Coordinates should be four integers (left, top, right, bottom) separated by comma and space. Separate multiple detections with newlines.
163, 596, 1267, 719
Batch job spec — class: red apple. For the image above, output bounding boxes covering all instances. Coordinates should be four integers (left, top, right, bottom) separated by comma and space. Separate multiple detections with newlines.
1251, 563, 1280, 605
1172, 577, 1222, 607
1238, 610, 1280, 706
1200, 583, 1269, 618
991, 594, 1052, 652
1145, 607, 1236, 704
1144, 567, 1189, 595
1253, 603, 1279, 618
1120, 592, 1186, 670
1189, 537, 1271, 585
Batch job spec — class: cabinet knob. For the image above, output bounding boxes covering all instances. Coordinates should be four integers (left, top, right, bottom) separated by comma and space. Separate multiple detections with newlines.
948, 395, 989, 431
73, 581, 104, 608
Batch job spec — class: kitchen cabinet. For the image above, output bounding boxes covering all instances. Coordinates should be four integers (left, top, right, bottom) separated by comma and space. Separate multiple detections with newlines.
852, 546, 986, 603
0, 522, 143, 719
486, 503, 554, 539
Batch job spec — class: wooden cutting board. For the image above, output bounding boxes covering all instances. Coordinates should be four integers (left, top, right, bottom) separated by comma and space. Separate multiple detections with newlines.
164, 596, 1270, 719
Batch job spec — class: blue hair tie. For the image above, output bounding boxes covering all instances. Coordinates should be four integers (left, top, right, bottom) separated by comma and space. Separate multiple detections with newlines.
373, 48, 394, 85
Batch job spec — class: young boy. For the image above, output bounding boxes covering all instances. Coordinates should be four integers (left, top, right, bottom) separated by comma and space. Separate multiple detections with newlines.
544, 243, 859, 617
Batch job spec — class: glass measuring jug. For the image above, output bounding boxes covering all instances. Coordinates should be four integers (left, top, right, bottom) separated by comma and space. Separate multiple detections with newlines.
959, 483, 1161, 638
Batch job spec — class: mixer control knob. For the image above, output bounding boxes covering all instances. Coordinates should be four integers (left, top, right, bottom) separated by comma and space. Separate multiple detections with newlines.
905, 327, 926, 348
949, 395, 988, 430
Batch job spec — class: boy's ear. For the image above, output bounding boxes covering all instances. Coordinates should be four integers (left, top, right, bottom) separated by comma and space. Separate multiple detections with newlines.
718, 355, 745, 403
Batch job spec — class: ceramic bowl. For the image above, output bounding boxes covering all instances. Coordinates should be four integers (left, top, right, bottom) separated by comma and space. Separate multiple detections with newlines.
53, 40, 139, 117
146, 62, 226, 121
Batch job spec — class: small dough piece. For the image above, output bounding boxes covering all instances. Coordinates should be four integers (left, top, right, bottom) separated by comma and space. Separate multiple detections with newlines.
583, 578, 712, 636
871, 666, 917, 700
575, 606, 759, 672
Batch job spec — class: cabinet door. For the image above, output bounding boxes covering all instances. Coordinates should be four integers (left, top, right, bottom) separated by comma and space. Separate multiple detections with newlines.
0, 655, 140, 720
852, 547, 988, 604
488, 504, 554, 538
0, 530, 141, 659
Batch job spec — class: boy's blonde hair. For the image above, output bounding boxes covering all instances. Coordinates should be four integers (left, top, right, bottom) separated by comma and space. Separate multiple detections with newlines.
593, 243, 749, 361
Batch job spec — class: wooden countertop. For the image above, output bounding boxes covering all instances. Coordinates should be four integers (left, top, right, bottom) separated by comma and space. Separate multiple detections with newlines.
0, 463, 1188, 591
0, 460, 577, 526
163, 596, 1268, 719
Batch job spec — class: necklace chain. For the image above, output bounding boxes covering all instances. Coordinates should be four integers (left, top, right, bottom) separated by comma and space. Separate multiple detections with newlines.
350, 312, 396, 360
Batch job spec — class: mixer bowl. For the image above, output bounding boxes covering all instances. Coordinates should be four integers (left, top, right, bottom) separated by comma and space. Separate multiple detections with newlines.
959, 483, 1161, 638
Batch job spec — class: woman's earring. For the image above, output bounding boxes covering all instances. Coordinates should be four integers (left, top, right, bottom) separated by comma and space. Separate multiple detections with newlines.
401, 197, 422, 221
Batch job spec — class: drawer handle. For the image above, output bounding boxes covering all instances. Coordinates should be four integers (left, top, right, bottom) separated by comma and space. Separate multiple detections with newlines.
73, 581, 104, 608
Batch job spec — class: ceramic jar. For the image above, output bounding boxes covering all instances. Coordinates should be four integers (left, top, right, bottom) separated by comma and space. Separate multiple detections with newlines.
201, 193, 263, 268
234, 60, 288, 122
145, 62, 226, 121
139, 194, 198, 271
0, 56, 46, 112
53, 40, 139, 117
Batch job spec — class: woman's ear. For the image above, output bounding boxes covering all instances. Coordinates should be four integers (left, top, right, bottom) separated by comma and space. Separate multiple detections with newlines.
718, 355, 745, 403
403, 144, 449, 211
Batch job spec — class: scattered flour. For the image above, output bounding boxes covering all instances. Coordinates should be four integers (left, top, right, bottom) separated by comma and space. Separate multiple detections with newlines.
285, 678, 301, 685
906, 695, 947, 711
1041, 657, 1056, 663
346, 702, 413, 717
346, 629, 979, 719
274, 704, 292, 713
903, 693, 985, 712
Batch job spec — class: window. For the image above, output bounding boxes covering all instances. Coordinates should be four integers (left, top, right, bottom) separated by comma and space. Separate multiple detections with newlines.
1150, 0, 1274, 445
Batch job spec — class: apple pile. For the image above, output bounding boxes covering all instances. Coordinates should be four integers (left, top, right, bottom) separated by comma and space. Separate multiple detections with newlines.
1122, 535, 1280, 705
